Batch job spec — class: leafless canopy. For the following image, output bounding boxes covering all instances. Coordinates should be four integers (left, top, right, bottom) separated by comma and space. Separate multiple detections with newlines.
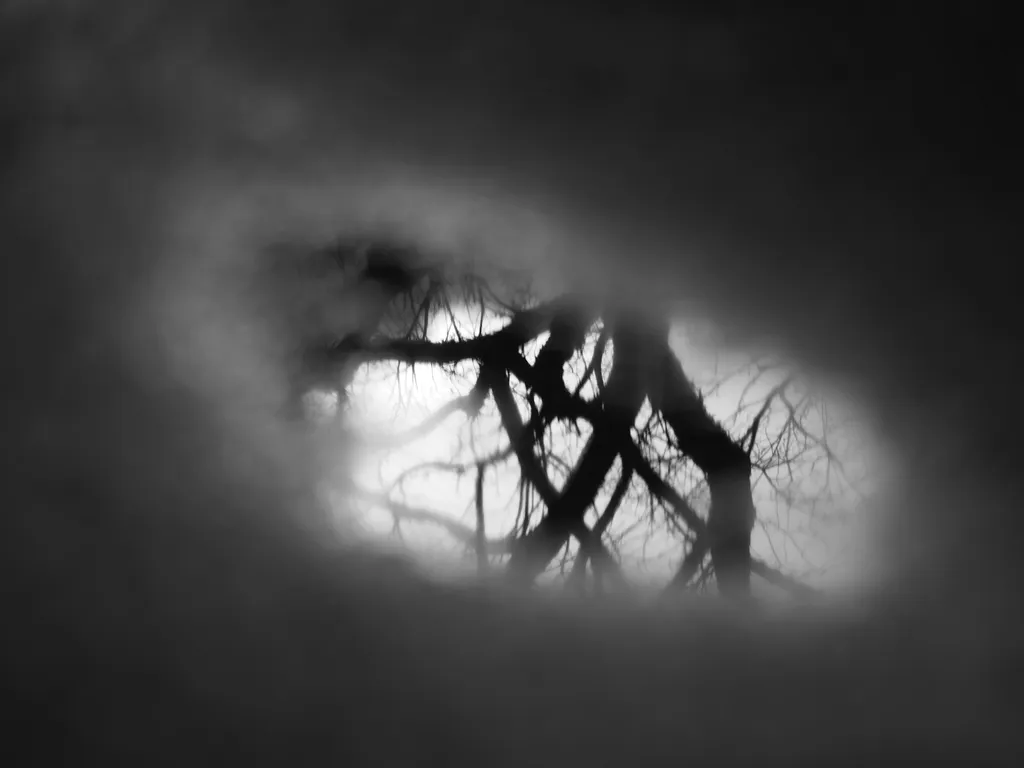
283, 239, 864, 600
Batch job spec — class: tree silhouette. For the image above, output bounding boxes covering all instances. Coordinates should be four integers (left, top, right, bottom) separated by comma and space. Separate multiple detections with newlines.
280, 238, 864, 599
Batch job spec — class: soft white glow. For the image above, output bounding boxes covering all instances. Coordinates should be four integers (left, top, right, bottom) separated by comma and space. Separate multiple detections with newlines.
329, 307, 878, 593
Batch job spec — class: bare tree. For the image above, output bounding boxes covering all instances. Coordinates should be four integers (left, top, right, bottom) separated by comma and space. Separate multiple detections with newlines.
287, 239, 864, 600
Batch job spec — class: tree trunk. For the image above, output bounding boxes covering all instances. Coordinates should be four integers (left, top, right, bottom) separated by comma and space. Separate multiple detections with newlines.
647, 328, 756, 597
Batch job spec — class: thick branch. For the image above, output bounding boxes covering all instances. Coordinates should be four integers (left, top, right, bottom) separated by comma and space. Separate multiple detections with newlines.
475, 464, 488, 575
487, 368, 559, 508
750, 559, 821, 599
532, 305, 599, 416
668, 537, 711, 590
356, 381, 488, 450
568, 465, 633, 589
573, 327, 609, 397
596, 466, 633, 537
328, 295, 584, 371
